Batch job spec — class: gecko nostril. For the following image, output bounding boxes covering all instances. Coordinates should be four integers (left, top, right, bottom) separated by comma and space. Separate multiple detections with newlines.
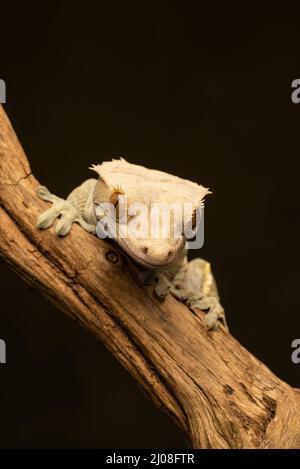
167, 250, 173, 257
142, 247, 148, 254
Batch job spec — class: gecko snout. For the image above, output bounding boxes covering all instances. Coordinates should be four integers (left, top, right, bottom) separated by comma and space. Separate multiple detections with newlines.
139, 244, 177, 266
142, 246, 173, 257
119, 236, 185, 268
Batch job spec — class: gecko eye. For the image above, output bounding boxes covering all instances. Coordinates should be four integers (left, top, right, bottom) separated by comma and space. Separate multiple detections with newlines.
184, 206, 201, 240
110, 186, 126, 223
191, 208, 197, 230
191, 205, 204, 231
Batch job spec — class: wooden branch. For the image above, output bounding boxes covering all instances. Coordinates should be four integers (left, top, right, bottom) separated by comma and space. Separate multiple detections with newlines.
0, 105, 299, 449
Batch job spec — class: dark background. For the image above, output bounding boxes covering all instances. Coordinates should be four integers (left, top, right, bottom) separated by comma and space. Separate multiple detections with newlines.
0, 2, 300, 448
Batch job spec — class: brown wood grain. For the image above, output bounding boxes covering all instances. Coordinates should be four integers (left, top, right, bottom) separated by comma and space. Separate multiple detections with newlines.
0, 104, 299, 448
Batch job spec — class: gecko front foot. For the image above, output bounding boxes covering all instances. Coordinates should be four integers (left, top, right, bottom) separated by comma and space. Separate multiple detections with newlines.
36, 186, 95, 236
138, 270, 172, 301
154, 273, 173, 300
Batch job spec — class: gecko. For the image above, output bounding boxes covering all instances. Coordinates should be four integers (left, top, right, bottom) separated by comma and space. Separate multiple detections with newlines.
36, 159, 227, 330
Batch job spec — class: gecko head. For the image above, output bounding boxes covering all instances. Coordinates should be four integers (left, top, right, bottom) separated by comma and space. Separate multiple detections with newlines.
91, 159, 211, 269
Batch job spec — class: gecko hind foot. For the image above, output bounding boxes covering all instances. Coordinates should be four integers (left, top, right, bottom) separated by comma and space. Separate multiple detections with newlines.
171, 287, 228, 331
190, 295, 228, 331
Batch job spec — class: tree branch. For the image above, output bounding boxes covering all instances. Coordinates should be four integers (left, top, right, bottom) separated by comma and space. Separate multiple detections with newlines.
0, 105, 299, 448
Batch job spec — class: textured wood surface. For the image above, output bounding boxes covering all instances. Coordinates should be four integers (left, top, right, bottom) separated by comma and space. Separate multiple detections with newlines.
0, 105, 299, 448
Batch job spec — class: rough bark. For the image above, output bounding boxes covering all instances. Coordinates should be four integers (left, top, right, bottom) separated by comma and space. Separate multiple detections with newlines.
0, 105, 299, 448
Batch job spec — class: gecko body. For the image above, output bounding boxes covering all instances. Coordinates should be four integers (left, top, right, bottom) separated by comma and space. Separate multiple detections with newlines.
36, 159, 227, 330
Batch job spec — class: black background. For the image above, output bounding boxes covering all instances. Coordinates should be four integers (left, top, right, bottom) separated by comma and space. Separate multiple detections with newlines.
0, 2, 300, 448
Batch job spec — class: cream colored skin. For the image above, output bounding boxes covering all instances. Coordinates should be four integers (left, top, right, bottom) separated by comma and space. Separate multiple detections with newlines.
36, 162, 227, 330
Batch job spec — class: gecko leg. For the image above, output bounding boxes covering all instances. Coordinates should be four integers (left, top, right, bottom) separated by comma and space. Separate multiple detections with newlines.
36, 184, 96, 236
171, 258, 228, 330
